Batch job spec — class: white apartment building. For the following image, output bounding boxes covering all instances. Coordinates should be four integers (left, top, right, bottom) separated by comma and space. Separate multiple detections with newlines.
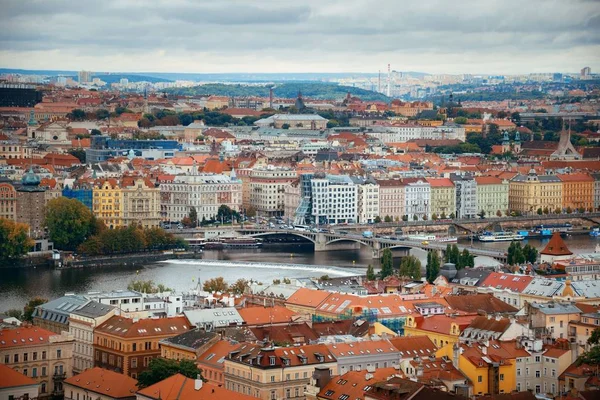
311, 174, 358, 224
451, 174, 478, 219
160, 173, 242, 222
355, 179, 380, 224
283, 180, 301, 223
69, 301, 115, 374
249, 166, 297, 217
369, 124, 466, 144
404, 178, 431, 220
515, 338, 572, 396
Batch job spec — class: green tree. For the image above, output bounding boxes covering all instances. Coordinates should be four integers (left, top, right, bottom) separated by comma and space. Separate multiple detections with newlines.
537, 208, 543, 215
383, 215, 392, 223
138, 358, 202, 388
6, 309, 23, 320
454, 117, 468, 124
366, 264, 376, 281
543, 207, 549, 215
68, 148, 86, 163
496, 210, 502, 217
45, 197, 96, 251
431, 213, 438, 221
68, 109, 86, 121
413, 215, 419, 221
0, 219, 34, 263
231, 279, 249, 295
555, 207, 562, 215
507, 241, 526, 265
127, 280, 172, 294
380, 248, 394, 279
95, 109, 110, 120
23, 297, 47, 322
90, 128, 102, 135
444, 244, 452, 263
566, 206, 573, 214
399, 255, 421, 280
478, 210, 486, 219
374, 216, 382, 223
203, 277, 228, 292
523, 244, 538, 263
188, 207, 198, 227
588, 327, 600, 346
282, 123, 290, 129
459, 249, 474, 269
426, 251, 441, 283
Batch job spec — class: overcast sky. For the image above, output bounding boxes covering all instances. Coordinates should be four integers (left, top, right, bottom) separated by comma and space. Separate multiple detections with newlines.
1, 0, 599, 75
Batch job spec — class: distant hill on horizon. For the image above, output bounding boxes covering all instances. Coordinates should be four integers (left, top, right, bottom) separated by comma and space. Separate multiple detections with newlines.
167, 82, 391, 102
0, 68, 428, 83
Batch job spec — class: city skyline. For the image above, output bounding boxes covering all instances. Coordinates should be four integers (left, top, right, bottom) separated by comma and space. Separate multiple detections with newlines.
1, 0, 599, 75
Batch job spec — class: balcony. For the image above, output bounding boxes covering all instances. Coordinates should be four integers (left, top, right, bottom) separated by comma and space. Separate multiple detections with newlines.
53, 372, 67, 381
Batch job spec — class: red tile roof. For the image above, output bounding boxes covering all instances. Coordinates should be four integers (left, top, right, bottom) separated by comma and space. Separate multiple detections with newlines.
318, 367, 404, 400
0, 326, 55, 349
412, 314, 475, 335
426, 178, 454, 188
444, 293, 518, 314
286, 288, 331, 309
388, 336, 437, 358
325, 339, 399, 358
64, 367, 138, 399
137, 373, 255, 400
479, 272, 534, 293
238, 306, 298, 326
96, 316, 190, 339
541, 232, 573, 256
474, 176, 504, 185
0, 364, 37, 389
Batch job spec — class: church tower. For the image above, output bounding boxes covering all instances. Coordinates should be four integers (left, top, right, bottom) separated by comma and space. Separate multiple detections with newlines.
513, 130, 521, 154
502, 130, 510, 153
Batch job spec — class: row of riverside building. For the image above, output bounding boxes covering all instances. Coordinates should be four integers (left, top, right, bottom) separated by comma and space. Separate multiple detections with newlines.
3, 166, 599, 236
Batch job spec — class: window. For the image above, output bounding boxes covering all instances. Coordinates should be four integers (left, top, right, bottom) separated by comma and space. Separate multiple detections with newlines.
33, 352, 37, 361
517, 368, 521, 377
535, 356, 541, 362
536, 371, 541, 378
57, 349, 62, 358
526, 368, 529, 376
478, 376, 482, 383
32, 368, 37, 378
23, 353, 28, 362
23, 368, 27, 376
42, 367, 46, 376
286, 389, 290, 398
13, 354, 18, 363
132, 343, 137, 351
42, 351, 46, 360
271, 391, 276, 400
500, 374, 504, 381
3, 355, 8, 364
145, 342, 152, 351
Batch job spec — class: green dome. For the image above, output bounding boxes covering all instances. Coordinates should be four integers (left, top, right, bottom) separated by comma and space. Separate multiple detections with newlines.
22, 166, 41, 186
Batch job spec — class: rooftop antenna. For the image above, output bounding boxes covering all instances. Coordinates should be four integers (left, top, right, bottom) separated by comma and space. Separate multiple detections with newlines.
387, 64, 391, 97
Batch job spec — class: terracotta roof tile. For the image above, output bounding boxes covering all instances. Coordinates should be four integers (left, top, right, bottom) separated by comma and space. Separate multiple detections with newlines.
0, 326, 55, 349
238, 306, 298, 326
137, 373, 254, 400
0, 364, 37, 389
96, 315, 190, 339
65, 367, 138, 399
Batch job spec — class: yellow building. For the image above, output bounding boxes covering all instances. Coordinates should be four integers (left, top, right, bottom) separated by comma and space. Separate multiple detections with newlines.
475, 176, 509, 217
426, 178, 455, 218
436, 340, 525, 396
206, 96, 230, 110
509, 170, 562, 214
93, 179, 123, 229
403, 314, 474, 348
557, 173, 594, 211
160, 329, 219, 362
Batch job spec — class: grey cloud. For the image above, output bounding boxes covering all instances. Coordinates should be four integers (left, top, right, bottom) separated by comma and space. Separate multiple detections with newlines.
0, 0, 598, 73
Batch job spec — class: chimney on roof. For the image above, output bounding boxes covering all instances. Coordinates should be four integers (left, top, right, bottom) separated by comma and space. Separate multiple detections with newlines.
312, 366, 332, 389
194, 374, 203, 391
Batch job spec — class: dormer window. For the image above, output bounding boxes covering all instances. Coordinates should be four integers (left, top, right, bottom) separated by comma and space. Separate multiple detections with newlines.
269, 356, 276, 366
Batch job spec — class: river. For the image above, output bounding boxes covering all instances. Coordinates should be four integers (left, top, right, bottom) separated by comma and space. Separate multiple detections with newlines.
1, 235, 598, 313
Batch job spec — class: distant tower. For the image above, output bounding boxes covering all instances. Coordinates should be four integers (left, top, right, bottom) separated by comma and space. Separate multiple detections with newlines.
502, 130, 510, 153
142, 86, 150, 114
514, 130, 521, 153
27, 110, 38, 139
386, 64, 391, 97
295, 90, 305, 110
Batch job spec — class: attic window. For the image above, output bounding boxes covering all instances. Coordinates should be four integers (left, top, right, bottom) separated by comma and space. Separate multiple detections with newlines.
269, 356, 276, 366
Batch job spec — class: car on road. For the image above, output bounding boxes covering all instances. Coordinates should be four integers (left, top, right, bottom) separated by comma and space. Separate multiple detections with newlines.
421, 240, 429, 245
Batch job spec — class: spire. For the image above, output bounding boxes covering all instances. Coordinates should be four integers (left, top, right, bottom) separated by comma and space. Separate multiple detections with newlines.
502, 130, 510, 144
514, 130, 521, 143
28, 110, 37, 126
